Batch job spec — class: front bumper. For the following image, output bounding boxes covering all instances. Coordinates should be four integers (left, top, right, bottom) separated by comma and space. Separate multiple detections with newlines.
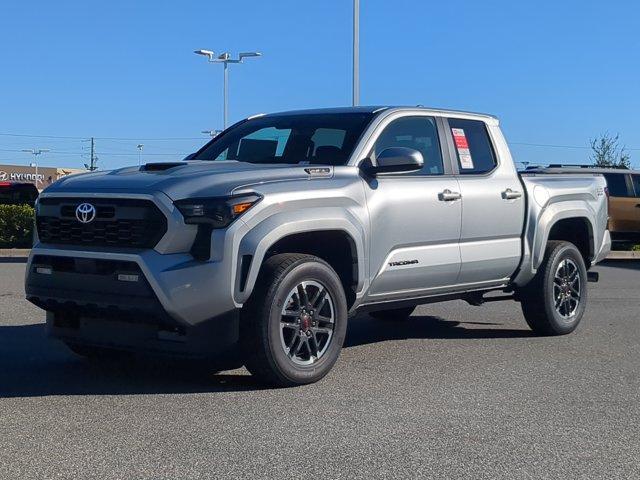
26, 190, 251, 356
25, 248, 241, 356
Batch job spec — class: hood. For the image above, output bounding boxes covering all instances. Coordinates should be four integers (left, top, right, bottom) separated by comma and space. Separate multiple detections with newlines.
45, 161, 329, 200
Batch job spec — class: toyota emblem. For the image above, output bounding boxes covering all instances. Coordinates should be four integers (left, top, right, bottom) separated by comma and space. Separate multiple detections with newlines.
75, 203, 97, 224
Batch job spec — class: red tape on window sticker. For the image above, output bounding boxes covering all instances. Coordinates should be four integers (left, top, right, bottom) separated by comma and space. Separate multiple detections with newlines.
452, 128, 469, 149
451, 128, 474, 169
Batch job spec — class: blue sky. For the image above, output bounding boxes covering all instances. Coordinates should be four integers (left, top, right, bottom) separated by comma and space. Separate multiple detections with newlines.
1, 0, 639, 170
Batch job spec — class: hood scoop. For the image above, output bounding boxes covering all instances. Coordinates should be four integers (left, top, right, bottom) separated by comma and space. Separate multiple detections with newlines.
140, 162, 185, 172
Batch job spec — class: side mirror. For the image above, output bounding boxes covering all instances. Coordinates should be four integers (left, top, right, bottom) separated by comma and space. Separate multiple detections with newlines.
365, 147, 424, 174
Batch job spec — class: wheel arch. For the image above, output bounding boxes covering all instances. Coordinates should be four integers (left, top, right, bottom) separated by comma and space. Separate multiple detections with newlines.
533, 206, 596, 270
235, 210, 367, 309
513, 202, 598, 287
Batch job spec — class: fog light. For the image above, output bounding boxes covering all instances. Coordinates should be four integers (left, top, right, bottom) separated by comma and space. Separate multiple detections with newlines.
36, 266, 52, 275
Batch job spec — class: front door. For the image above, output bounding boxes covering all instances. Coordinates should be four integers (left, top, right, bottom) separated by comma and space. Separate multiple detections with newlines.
363, 115, 462, 300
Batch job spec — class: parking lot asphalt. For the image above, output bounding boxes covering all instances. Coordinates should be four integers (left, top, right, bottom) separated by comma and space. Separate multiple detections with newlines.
1, 260, 639, 479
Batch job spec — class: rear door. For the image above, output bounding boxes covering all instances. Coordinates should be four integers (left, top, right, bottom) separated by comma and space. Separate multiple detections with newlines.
603, 173, 638, 239
445, 118, 525, 285
364, 114, 462, 299
629, 174, 640, 237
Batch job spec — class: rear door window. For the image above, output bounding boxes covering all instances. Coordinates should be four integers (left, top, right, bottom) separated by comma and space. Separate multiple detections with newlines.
603, 173, 632, 197
631, 175, 640, 198
447, 118, 497, 174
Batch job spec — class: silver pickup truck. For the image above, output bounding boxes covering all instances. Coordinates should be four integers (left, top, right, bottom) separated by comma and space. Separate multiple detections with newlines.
25, 106, 611, 386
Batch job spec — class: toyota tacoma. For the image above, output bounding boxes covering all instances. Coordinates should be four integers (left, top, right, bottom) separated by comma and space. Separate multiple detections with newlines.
25, 107, 611, 386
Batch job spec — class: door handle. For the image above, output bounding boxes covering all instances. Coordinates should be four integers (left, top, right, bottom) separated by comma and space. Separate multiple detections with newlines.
502, 188, 522, 200
439, 189, 462, 201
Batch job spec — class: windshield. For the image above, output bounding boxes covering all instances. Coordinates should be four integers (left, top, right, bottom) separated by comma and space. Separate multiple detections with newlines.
192, 112, 375, 166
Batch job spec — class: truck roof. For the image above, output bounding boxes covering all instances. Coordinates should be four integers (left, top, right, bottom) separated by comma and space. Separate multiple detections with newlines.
260, 106, 500, 124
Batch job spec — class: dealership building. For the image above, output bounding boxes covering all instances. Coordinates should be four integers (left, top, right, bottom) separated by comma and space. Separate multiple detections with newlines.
0, 163, 84, 191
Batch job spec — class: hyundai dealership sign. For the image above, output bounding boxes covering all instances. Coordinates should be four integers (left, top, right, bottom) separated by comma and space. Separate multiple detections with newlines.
0, 164, 83, 189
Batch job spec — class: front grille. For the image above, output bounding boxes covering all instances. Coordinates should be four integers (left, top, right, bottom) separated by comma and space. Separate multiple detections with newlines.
36, 198, 167, 249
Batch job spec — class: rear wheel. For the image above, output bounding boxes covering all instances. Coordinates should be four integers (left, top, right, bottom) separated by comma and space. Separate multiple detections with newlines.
369, 306, 415, 321
520, 241, 587, 335
241, 254, 348, 386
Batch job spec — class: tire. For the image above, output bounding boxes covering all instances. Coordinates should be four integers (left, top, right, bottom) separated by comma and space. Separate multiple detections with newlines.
519, 240, 588, 336
64, 342, 130, 360
369, 306, 415, 321
241, 253, 348, 387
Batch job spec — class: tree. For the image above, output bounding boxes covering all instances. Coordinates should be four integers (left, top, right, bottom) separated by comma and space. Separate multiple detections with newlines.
589, 133, 631, 169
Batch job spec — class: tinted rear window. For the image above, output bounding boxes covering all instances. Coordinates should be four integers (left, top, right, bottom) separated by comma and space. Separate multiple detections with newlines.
632, 175, 640, 197
603, 173, 631, 197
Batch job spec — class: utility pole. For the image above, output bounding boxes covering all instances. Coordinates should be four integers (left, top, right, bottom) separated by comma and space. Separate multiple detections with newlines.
89, 137, 97, 171
82, 137, 98, 171
353, 0, 360, 106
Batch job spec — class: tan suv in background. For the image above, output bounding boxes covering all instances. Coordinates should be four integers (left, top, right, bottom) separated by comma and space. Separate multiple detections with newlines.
601, 169, 640, 244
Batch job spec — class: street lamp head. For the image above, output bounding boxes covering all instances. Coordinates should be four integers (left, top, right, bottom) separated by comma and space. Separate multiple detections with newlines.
201, 130, 223, 138
217, 52, 230, 61
239, 52, 262, 59
194, 49, 215, 60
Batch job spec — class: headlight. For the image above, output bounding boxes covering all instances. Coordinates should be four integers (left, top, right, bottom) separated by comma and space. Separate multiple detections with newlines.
175, 193, 262, 228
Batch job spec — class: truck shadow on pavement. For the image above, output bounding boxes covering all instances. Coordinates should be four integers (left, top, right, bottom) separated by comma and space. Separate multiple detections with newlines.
0, 315, 532, 398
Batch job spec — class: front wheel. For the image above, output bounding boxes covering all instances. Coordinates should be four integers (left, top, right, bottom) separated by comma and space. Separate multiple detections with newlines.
519, 240, 588, 336
241, 254, 348, 387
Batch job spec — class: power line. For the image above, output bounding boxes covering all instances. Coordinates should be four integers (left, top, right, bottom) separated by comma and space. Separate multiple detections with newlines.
0, 148, 187, 157
2, 130, 640, 151
510, 141, 640, 151
0, 132, 203, 141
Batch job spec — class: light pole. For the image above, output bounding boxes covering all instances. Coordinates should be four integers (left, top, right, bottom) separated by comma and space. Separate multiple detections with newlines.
194, 50, 262, 129
136, 144, 144, 166
353, 0, 360, 106
22, 148, 49, 186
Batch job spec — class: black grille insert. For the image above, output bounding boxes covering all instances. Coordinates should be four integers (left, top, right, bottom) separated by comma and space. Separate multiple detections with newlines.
36, 198, 167, 249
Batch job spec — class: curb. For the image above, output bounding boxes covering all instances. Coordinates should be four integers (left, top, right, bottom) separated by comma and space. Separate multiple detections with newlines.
606, 251, 640, 260
0, 249, 30, 258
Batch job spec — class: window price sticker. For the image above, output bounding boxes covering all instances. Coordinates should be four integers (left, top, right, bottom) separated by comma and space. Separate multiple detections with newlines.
451, 128, 474, 169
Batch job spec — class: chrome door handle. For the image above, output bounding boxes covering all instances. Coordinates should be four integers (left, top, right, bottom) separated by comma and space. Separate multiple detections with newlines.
502, 188, 522, 200
439, 189, 462, 201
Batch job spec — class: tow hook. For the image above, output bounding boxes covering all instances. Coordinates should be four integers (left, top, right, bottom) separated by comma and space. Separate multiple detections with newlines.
587, 271, 599, 283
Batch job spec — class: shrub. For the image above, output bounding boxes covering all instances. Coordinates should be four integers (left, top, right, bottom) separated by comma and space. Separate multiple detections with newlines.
0, 204, 35, 248
633, 244, 640, 252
